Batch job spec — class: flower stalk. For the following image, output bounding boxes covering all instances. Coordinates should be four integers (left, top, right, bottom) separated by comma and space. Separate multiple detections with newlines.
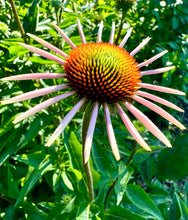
82, 104, 95, 201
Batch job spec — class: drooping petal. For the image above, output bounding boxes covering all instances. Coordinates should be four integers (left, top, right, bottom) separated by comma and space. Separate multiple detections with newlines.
119, 27, 133, 48
52, 23, 76, 49
19, 43, 65, 65
104, 103, 120, 161
1, 84, 69, 104
109, 21, 115, 44
97, 20, 103, 43
140, 66, 175, 76
124, 102, 172, 148
1, 73, 66, 81
84, 102, 98, 164
45, 97, 86, 147
137, 50, 168, 68
135, 91, 184, 112
77, 18, 86, 44
132, 95, 186, 130
27, 33, 68, 58
139, 83, 185, 95
116, 103, 151, 151
130, 37, 151, 56
13, 91, 76, 124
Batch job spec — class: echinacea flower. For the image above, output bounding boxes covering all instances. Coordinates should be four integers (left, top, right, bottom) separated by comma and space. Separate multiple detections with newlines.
1, 19, 185, 164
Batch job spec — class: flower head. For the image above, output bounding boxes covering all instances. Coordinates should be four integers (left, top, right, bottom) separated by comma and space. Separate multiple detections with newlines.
1, 19, 185, 163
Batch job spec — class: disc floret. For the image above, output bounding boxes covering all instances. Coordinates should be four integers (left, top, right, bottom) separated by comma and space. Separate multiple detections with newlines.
64, 43, 141, 103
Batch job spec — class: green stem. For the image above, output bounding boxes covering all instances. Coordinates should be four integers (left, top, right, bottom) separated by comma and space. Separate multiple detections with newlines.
83, 156, 94, 201
104, 141, 137, 208
115, 12, 126, 45
82, 103, 94, 202
8, 0, 28, 44
126, 141, 137, 166
104, 177, 118, 209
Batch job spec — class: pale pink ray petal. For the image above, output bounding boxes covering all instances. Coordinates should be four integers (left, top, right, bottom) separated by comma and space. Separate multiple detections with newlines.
1, 73, 66, 81
97, 20, 103, 43
124, 102, 172, 148
139, 83, 185, 95
109, 21, 115, 44
13, 91, 76, 124
130, 37, 151, 56
1, 84, 69, 104
84, 102, 98, 164
116, 103, 151, 151
140, 66, 175, 76
104, 103, 120, 161
138, 50, 168, 68
45, 98, 86, 147
52, 23, 76, 49
132, 95, 186, 130
27, 33, 68, 58
135, 91, 184, 112
19, 43, 65, 65
119, 27, 133, 48
77, 18, 86, 44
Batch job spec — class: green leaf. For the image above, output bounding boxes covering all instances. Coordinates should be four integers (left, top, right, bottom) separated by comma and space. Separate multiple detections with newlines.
157, 134, 188, 180
14, 156, 52, 207
76, 202, 90, 220
61, 171, 74, 191
23, 0, 41, 34
114, 162, 133, 205
104, 206, 146, 220
64, 128, 100, 186
47, 197, 76, 220
126, 184, 164, 220
12, 151, 45, 168
175, 192, 188, 219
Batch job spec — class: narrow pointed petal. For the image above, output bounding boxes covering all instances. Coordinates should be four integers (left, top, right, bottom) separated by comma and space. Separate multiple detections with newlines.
119, 27, 133, 48
140, 66, 175, 76
109, 21, 115, 44
19, 43, 65, 65
77, 18, 86, 44
116, 103, 151, 151
139, 83, 185, 95
13, 91, 75, 124
1, 84, 69, 104
135, 91, 184, 112
52, 23, 76, 49
97, 20, 103, 43
130, 37, 151, 56
124, 102, 172, 148
84, 102, 98, 164
27, 33, 68, 58
1, 73, 66, 81
104, 103, 120, 161
138, 50, 168, 68
45, 98, 85, 147
132, 95, 186, 130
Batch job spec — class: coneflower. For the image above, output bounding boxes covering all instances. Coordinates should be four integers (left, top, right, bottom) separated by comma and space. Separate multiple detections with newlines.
1, 19, 185, 164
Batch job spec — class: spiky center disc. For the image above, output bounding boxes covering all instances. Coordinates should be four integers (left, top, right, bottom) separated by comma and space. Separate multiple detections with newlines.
64, 43, 141, 103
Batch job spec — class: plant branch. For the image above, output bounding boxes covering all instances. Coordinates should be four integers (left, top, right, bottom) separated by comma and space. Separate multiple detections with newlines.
126, 141, 137, 166
104, 177, 118, 209
8, 0, 28, 44
115, 12, 126, 45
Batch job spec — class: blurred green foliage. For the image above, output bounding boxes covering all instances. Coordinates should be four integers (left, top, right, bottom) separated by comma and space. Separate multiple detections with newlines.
0, 0, 188, 219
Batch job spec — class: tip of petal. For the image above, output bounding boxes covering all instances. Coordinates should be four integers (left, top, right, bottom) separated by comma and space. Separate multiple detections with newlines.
1, 100, 11, 105
180, 124, 186, 130
0, 77, 8, 81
